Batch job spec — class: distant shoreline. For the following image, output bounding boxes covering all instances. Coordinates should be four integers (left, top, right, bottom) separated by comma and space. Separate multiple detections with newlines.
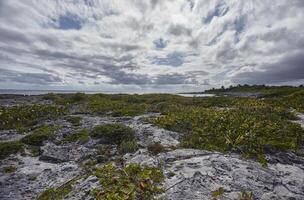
0, 89, 207, 97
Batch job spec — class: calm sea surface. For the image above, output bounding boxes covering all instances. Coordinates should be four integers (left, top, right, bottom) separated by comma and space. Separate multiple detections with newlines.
0, 90, 115, 95
0, 90, 214, 97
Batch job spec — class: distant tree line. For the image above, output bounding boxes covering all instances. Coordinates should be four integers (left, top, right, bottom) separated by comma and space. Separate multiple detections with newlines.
206, 84, 304, 93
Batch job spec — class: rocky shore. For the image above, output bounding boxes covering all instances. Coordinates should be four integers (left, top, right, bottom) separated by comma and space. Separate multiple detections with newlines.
0, 94, 304, 200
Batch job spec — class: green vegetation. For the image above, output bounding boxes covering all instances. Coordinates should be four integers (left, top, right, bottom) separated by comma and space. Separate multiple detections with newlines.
0, 104, 67, 131
86, 94, 148, 116
37, 180, 75, 200
2, 85, 302, 164
43, 92, 87, 105
236, 191, 254, 200
97, 146, 112, 157
147, 143, 166, 155
21, 125, 56, 146
211, 187, 254, 199
43, 85, 304, 116
90, 124, 135, 145
43, 93, 64, 104
68, 92, 87, 103
94, 163, 164, 200
62, 129, 89, 144
118, 140, 139, 154
0, 126, 58, 159
2, 166, 17, 173
0, 141, 23, 160
211, 187, 224, 198
153, 106, 304, 163
65, 116, 82, 126
30, 146, 41, 157
206, 84, 304, 97
281, 90, 304, 112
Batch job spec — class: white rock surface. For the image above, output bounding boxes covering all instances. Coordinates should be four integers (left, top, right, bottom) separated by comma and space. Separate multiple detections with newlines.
1, 113, 304, 200
124, 149, 304, 200
0, 155, 81, 199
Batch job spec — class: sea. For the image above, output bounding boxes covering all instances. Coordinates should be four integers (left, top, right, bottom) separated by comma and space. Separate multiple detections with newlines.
0, 89, 215, 97
0, 89, 121, 95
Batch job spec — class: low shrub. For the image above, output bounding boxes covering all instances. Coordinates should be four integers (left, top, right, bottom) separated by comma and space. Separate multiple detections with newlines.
112, 103, 147, 117
94, 163, 164, 200
153, 106, 304, 164
30, 146, 41, 157
147, 142, 165, 155
37, 180, 75, 200
90, 124, 135, 145
2, 166, 17, 173
0, 104, 67, 131
42, 93, 63, 104
211, 187, 224, 198
236, 191, 254, 200
86, 94, 150, 116
21, 125, 56, 146
118, 140, 139, 154
65, 116, 82, 126
68, 93, 87, 103
0, 141, 23, 160
63, 129, 89, 144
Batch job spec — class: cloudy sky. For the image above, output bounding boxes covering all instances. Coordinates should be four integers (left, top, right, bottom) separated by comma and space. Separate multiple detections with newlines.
0, 0, 303, 92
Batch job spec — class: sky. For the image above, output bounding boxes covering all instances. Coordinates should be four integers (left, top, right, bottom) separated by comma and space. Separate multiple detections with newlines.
0, 0, 303, 93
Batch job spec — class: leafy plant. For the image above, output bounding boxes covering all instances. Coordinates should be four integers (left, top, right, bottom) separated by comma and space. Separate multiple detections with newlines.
2, 166, 17, 173
69, 92, 87, 102
90, 124, 135, 145
62, 129, 89, 144
211, 187, 224, 198
0, 141, 23, 160
21, 125, 56, 146
37, 179, 75, 200
153, 106, 304, 164
0, 104, 67, 131
65, 116, 82, 126
30, 146, 41, 157
94, 163, 164, 200
147, 142, 166, 155
118, 140, 139, 154
236, 191, 254, 200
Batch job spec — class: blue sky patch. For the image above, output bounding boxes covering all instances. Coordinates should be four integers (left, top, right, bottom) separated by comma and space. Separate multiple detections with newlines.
203, 2, 229, 24
151, 52, 186, 67
153, 38, 168, 49
58, 14, 82, 30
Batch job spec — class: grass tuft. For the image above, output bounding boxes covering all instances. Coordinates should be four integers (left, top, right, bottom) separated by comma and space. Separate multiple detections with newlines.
90, 124, 135, 145
94, 163, 164, 200
63, 129, 89, 144
2, 166, 17, 173
21, 125, 56, 146
0, 141, 23, 160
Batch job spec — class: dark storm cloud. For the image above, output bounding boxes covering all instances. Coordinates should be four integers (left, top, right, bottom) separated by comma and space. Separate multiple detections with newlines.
0, 26, 31, 44
107, 70, 150, 85
0, 68, 62, 84
216, 42, 237, 62
154, 73, 198, 85
168, 24, 192, 36
107, 71, 201, 85
232, 53, 304, 84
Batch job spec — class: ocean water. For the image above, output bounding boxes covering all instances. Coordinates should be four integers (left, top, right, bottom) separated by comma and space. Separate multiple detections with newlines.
0, 89, 114, 95
177, 93, 215, 97
0, 89, 214, 97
